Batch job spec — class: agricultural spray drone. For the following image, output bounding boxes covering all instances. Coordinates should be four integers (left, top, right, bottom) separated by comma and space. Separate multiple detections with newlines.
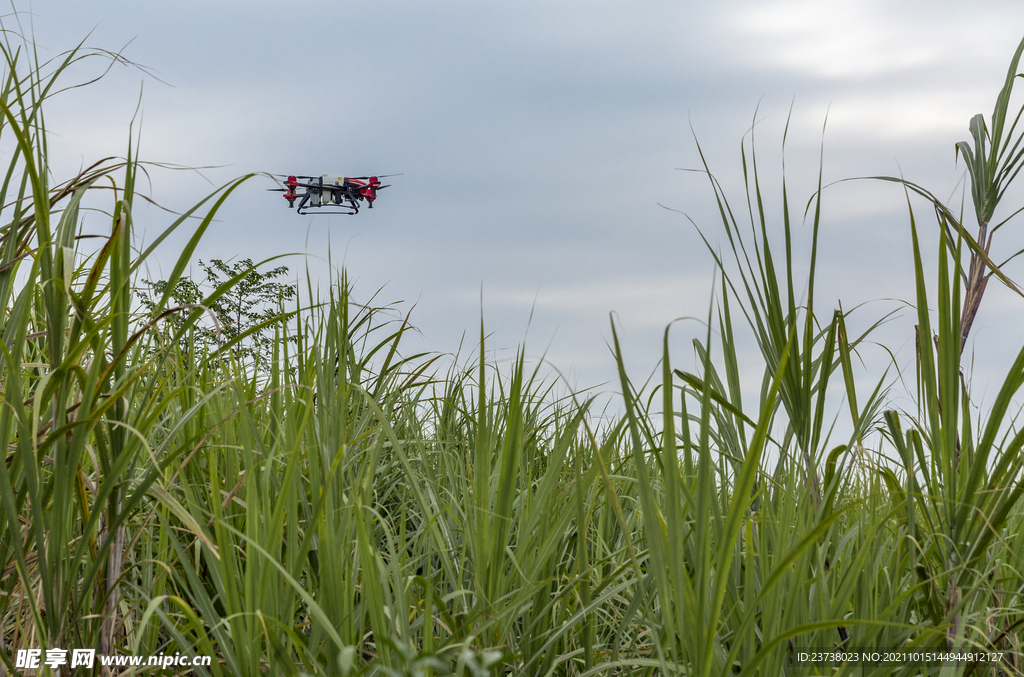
269, 174, 399, 215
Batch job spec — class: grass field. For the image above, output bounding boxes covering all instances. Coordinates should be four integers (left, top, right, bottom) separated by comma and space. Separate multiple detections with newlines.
2, 27, 1024, 677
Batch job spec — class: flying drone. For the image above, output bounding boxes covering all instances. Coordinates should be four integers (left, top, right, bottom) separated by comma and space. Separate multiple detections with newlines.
269, 174, 400, 215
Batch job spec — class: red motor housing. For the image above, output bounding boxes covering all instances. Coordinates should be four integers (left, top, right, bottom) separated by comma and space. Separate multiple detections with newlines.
283, 175, 299, 206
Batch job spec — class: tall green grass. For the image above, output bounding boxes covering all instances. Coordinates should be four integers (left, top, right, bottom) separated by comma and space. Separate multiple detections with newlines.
2, 24, 1024, 677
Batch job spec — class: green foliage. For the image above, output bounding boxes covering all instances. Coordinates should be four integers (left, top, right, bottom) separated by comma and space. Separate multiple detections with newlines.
869, 36, 1024, 353
3, 21, 1024, 677
137, 258, 298, 373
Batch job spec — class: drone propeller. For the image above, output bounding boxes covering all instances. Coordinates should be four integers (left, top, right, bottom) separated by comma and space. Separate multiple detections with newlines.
272, 173, 401, 178
268, 181, 326, 192
346, 173, 403, 180
270, 180, 326, 191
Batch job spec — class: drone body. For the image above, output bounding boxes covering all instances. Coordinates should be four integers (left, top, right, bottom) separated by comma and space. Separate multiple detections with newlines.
271, 174, 398, 215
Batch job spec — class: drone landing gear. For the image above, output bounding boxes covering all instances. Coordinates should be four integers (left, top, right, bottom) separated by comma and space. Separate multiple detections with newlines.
297, 205, 359, 216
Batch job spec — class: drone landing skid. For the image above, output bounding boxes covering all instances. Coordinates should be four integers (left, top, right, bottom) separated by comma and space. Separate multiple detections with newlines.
297, 205, 358, 216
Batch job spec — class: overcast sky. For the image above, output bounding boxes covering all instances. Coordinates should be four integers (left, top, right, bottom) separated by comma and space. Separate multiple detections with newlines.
16, 1, 1024, 410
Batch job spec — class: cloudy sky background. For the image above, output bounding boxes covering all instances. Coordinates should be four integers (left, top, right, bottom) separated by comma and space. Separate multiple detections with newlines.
16, 1, 1024, 412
